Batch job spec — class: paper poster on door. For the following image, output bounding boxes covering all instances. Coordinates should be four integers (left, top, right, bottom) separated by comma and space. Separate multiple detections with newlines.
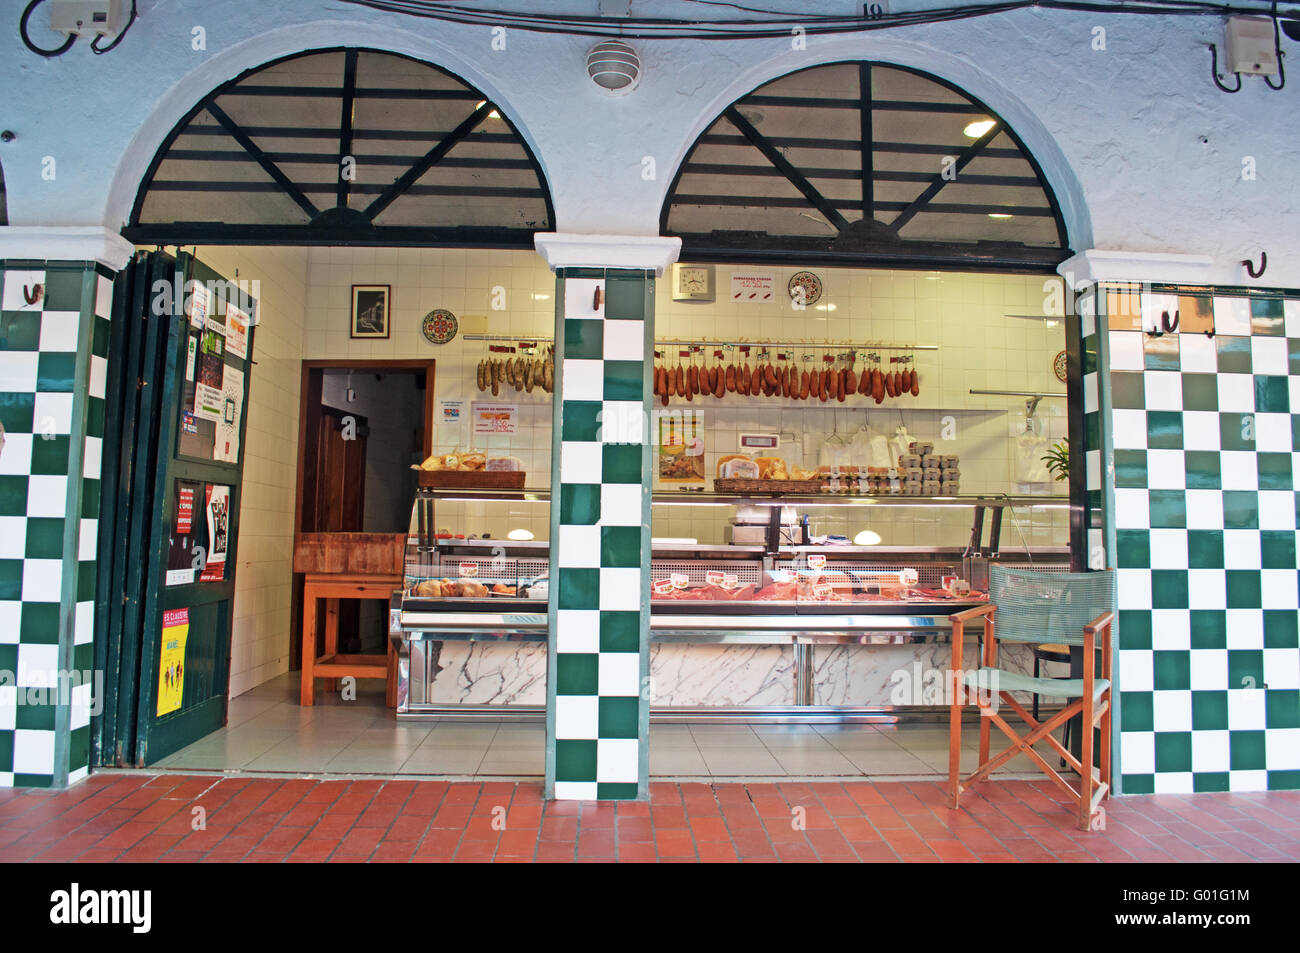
166, 480, 204, 586
214, 365, 243, 463
199, 484, 230, 582
224, 302, 249, 359
193, 325, 226, 421
186, 281, 210, 329
157, 608, 189, 716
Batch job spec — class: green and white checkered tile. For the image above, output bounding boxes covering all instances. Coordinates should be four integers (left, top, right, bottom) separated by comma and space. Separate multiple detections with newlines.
0, 262, 108, 788
547, 269, 651, 801
1079, 285, 1108, 567
1103, 291, 1300, 795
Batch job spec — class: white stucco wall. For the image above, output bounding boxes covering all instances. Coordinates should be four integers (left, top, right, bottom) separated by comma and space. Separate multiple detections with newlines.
0, 1, 1296, 283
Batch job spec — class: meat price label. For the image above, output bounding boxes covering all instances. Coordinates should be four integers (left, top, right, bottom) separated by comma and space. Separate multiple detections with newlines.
730, 271, 775, 303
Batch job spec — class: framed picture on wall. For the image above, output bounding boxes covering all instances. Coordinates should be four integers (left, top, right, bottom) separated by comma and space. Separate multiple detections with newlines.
351, 285, 391, 338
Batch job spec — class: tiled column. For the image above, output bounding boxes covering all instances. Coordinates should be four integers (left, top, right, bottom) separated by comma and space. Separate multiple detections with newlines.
1061, 250, 1300, 796
535, 235, 679, 801
0, 235, 127, 788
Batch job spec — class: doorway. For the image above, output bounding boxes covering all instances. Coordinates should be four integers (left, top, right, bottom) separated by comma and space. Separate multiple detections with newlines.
292, 360, 434, 666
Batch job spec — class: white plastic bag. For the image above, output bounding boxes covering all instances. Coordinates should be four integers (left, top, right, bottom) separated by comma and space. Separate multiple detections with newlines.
1014, 432, 1053, 483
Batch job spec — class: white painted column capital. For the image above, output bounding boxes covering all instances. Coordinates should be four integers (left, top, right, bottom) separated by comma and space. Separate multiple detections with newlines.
534, 232, 681, 276
0, 226, 135, 271
1058, 249, 1223, 286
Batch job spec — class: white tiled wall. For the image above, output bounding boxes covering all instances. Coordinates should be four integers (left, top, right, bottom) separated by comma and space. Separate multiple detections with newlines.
192, 246, 307, 696
302, 247, 557, 544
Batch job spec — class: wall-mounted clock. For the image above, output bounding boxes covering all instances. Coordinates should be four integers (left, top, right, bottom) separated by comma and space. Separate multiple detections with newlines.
671, 263, 715, 301
1053, 349, 1068, 383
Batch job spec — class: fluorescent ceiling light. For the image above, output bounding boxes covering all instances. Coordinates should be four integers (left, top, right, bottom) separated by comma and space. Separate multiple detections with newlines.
988, 212, 1013, 219
963, 119, 996, 138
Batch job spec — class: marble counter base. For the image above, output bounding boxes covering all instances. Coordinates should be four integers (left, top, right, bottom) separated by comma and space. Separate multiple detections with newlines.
813, 642, 1066, 707
417, 641, 1073, 708
651, 644, 795, 706
422, 642, 796, 707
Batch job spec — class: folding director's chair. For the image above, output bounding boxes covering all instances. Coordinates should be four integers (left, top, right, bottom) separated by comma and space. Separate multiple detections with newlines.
948, 566, 1116, 831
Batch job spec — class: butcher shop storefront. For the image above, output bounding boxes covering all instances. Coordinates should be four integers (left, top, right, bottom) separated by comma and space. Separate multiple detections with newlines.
4, 5, 1298, 811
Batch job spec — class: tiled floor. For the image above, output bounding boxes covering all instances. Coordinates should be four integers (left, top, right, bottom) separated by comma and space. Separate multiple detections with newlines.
2, 772, 1297, 863
152, 673, 1044, 779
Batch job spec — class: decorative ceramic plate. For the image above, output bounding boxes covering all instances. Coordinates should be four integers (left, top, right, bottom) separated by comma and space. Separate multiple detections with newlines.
1053, 349, 1068, 382
788, 271, 823, 307
422, 309, 458, 344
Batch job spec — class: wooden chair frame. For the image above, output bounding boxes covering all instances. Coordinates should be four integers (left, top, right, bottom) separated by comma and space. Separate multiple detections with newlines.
948, 603, 1115, 831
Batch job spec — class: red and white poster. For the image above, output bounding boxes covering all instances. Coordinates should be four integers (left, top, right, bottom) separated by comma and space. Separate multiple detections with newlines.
199, 484, 230, 583
471, 402, 518, 435
730, 272, 775, 303
224, 302, 250, 359
166, 480, 203, 586
177, 485, 194, 534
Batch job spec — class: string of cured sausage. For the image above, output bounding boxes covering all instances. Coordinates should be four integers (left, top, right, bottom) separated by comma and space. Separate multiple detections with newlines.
651, 353, 919, 404
475, 347, 554, 396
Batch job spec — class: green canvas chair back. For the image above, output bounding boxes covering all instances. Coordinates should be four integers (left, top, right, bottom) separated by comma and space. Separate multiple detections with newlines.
988, 565, 1117, 647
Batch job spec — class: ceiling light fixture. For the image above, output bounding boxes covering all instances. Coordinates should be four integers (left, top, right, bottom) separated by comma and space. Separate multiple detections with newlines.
963, 119, 996, 138
507, 528, 535, 541
988, 212, 1013, 219
474, 100, 501, 118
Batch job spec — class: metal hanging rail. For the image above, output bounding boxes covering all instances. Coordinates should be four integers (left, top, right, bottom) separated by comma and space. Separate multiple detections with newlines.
463, 334, 553, 343
463, 333, 938, 351
968, 389, 1066, 398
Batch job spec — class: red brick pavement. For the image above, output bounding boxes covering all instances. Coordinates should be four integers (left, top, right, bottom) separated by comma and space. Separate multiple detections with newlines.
0, 773, 1296, 863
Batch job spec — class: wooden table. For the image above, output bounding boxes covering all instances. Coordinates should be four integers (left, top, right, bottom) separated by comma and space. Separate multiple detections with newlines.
300, 572, 403, 707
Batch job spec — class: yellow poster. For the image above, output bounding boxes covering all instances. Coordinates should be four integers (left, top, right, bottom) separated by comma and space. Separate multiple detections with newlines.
157, 608, 189, 716
658, 411, 705, 484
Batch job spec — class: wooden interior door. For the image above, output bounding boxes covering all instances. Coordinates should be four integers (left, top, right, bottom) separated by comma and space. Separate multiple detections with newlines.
310, 406, 368, 652
313, 406, 367, 533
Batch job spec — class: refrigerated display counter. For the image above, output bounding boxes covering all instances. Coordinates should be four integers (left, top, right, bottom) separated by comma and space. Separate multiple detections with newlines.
389, 490, 1071, 718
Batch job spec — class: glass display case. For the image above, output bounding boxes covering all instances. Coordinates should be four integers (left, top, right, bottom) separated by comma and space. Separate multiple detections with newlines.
390, 488, 1072, 716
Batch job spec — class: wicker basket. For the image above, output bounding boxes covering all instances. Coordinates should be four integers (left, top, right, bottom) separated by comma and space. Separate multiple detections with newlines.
417, 469, 526, 489
714, 478, 828, 495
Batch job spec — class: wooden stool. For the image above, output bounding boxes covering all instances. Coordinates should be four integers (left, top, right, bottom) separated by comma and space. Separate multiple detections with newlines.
300, 572, 403, 707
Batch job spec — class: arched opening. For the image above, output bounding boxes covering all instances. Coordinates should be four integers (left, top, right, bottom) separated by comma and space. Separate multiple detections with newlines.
124, 48, 553, 246
98, 47, 561, 770
662, 61, 1069, 272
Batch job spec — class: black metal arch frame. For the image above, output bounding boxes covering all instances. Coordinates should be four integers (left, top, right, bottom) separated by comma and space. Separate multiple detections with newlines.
124, 47, 555, 248
661, 60, 1072, 274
